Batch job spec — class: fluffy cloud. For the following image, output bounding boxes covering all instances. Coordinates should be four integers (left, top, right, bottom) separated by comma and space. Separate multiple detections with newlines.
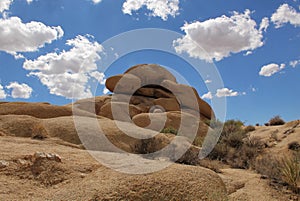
271, 4, 300, 28
6, 82, 33, 99
0, 84, 7, 99
0, 16, 63, 55
290, 60, 300, 68
23, 35, 104, 99
216, 88, 239, 98
259, 63, 285, 77
173, 10, 264, 62
259, 17, 269, 32
122, 0, 179, 21
201, 92, 212, 100
0, 0, 13, 13
27, 0, 33, 4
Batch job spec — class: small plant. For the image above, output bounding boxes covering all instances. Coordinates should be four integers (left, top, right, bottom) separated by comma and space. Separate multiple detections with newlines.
269, 115, 285, 126
256, 123, 260, 126
288, 141, 300, 151
281, 156, 300, 193
32, 123, 48, 140
254, 154, 282, 181
160, 127, 178, 135
244, 125, 256, 132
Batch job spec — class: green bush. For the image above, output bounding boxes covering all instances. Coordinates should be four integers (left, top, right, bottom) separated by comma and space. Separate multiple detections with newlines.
160, 127, 178, 135
269, 115, 285, 126
281, 156, 300, 193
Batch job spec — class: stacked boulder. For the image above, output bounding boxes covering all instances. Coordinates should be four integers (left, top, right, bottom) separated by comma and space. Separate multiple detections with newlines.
98, 64, 215, 141
105, 64, 214, 120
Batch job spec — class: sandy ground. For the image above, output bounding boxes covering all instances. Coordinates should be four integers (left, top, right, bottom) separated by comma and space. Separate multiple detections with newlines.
219, 168, 298, 201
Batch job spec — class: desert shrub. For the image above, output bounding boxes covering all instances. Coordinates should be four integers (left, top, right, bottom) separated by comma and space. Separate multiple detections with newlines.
245, 136, 264, 149
264, 123, 270, 126
32, 123, 48, 140
223, 131, 245, 148
254, 154, 282, 181
160, 127, 178, 135
193, 136, 204, 147
207, 120, 263, 169
222, 120, 244, 137
229, 145, 260, 169
256, 123, 260, 126
244, 125, 256, 132
281, 156, 300, 193
288, 141, 300, 151
208, 142, 228, 161
269, 115, 285, 126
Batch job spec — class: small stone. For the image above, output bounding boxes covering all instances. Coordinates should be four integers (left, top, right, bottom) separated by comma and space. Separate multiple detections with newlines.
17, 159, 30, 166
260, 175, 268, 179
0, 160, 9, 168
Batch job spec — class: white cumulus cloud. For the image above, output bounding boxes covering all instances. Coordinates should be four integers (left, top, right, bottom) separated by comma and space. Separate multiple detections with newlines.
23, 35, 104, 99
173, 10, 264, 62
122, 0, 179, 21
0, 84, 7, 99
0, 16, 63, 55
0, 0, 13, 13
259, 63, 285, 77
216, 88, 239, 98
6, 82, 33, 99
201, 92, 212, 100
259, 17, 269, 32
271, 4, 300, 28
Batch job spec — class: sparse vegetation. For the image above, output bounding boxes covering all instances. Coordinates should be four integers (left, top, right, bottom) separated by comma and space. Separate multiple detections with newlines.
288, 141, 300, 151
160, 127, 178, 135
255, 152, 300, 194
245, 125, 256, 132
254, 154, 282, 181
281, 155, 300, 193
207, 119, 263, 169
269, 115, 285, 126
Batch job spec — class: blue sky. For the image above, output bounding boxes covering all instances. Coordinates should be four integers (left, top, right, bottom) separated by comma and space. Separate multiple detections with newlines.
0, 0, 299, 125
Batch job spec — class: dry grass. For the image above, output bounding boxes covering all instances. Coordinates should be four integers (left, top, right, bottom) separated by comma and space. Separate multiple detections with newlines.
281, 156, 300, 193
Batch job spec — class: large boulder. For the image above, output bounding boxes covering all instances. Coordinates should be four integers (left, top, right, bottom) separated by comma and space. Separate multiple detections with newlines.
99, 102, 142, 121
154, 98, 180, 111
162, 80, 215, 120
134, 86, 175, 98
47, 161, 227, 201
124, 64, 177, 85
106, 74, 142, 94
0, 102, 95, 119
72, 96, 111, 114
132, 111, 210, 142
0, 135, 228, 200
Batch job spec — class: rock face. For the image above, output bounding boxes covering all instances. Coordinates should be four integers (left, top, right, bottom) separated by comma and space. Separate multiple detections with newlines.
104, 64, 214, 121
0, 136, 228, 200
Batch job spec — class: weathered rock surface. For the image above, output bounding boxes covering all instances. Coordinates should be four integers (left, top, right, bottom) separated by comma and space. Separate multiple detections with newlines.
0, 102, 95, 119
0, 136, 228, 200
103, 64, 214, 121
